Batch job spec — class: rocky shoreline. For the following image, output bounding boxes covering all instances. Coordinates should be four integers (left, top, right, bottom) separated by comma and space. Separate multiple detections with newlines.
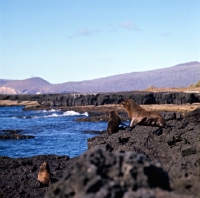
0, 91, 200, 110
0, 110, 200, 197
0, 93, 200, 198
87, 110, 200, 197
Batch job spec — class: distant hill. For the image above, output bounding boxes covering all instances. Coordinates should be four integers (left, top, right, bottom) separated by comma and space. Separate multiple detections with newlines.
0, 87, 21, 95
0, 61, 200, 94
0, 77, 51, 94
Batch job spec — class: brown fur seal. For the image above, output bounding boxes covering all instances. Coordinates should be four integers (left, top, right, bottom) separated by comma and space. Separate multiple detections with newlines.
120, 99, 166, 130
38, 161, 51, 187
107, 110, 127, 135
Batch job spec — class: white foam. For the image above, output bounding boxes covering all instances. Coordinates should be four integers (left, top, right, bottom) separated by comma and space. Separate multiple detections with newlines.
63, 111, 89, 116
43, 109, 61, 112
44, 113, 60, 118
32, 110, 89, 118
50, 113, 59, 117
82, 112, 89, 116
49, 109, 58, 112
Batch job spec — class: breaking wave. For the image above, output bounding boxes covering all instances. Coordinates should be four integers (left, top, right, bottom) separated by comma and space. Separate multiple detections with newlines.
11, 109, 89, 119
63, 111, 89, 116
37, 110, 89, 118
42, 109, 61, 112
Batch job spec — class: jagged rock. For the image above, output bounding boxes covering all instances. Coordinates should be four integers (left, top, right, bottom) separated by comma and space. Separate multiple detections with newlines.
87, 113, 200, 197
45, 147, 172, 198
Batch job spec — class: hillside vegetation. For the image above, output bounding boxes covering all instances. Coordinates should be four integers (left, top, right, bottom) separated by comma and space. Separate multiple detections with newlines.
190, 80, 200, 87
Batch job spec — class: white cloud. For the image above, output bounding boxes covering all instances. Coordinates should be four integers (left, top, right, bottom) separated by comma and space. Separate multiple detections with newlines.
120, 20, 142, 31
78, 28, 91, 36
120, 21, 133, 29
68, 20, 142, 39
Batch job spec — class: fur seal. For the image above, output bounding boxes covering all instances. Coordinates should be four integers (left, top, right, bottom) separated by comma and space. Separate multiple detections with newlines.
107, 110, 127, 135
38, 161, 51, 187
120, 99, 166, 131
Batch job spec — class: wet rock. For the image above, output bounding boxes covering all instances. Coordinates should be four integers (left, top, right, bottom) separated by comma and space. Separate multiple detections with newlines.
76, 115, 108, 122
82, 130, 107, 135
0, 130, 34, 139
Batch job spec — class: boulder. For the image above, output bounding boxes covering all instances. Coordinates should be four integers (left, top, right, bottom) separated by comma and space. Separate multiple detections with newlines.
46, 147, 172, 198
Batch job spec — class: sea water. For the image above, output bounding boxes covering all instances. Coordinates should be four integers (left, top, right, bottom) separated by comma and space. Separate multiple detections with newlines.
0, 106, 107, 158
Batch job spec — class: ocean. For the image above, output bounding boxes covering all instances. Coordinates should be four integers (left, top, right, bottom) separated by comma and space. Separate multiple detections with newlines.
0, 106, 107, 158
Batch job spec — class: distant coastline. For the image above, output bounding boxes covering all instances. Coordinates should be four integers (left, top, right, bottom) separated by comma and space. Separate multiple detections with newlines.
0, 61, 200, 94
0, 91, 200, 114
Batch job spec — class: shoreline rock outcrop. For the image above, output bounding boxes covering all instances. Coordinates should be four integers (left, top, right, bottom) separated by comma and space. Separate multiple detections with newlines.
87, 111, 200, 197
0, 130, 34, 140
0, 91, 200, 109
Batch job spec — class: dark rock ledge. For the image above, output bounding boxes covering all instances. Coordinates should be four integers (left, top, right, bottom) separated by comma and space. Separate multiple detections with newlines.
0, 91, 200, 110
0, 130, 34, 140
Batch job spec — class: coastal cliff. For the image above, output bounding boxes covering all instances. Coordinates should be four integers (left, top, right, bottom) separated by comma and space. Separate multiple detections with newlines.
0, 91, 200, 109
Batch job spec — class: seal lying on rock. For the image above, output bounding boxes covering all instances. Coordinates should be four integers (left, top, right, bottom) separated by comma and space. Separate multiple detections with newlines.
120, 99, 166, 132
107, 110, 127, 135
38, 161, 51, 187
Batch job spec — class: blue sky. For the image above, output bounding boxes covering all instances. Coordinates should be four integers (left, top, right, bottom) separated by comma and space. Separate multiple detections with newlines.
0, 0, 200, 83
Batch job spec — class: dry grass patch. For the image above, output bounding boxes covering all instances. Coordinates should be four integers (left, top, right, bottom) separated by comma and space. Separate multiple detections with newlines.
144, 86, 200, 93
140, 104, 200, 114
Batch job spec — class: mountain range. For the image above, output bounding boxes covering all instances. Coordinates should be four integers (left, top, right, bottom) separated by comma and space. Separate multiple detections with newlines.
0, 61, 200, 94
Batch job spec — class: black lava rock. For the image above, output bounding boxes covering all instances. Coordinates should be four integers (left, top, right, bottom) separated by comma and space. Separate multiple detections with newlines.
45, 147, 170, 198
